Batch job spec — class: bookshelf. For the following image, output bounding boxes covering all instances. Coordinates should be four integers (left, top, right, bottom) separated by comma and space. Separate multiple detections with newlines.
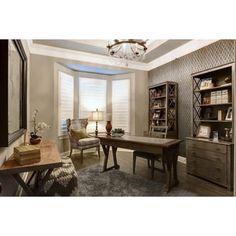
149, 81, 178, 138
186, 63, 234, 190
192, 63, 234, 140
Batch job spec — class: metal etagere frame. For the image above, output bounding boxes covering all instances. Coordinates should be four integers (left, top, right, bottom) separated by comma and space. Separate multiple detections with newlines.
192, 77, 202, 136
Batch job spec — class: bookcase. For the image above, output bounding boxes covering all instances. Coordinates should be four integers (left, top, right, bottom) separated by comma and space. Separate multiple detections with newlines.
149, 81, 178, 138
186, 63, 234, 190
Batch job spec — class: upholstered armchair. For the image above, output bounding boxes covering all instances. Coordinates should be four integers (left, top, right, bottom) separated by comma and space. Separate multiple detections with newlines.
66, 118, 100, 163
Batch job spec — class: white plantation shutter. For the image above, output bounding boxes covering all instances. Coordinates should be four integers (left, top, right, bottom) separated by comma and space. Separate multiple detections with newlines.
58, 72, 74, 136
112, 79, 130, 132
79, 77, 107, 133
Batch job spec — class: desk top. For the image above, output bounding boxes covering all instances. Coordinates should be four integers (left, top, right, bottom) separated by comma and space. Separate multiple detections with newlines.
0, 140, 62, 175
97, 135, 181, 148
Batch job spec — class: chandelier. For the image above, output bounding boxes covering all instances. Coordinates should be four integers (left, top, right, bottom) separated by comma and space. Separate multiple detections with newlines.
107, 39, 148, 62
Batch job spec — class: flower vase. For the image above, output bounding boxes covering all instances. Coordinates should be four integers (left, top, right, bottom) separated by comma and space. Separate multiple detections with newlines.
106, 121, 112, 135
30, 137, 41, 145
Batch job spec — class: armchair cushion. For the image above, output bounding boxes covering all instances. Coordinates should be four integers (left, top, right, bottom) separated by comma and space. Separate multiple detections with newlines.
78, 137, 100, 146
70, 128, 89, 140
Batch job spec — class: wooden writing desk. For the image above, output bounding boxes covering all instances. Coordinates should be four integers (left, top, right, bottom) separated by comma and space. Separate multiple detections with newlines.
98, 135, 182, 193
0, 140, 62, 196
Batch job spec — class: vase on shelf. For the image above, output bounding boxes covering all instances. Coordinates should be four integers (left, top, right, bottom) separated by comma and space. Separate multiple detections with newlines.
106, 121, 112, 135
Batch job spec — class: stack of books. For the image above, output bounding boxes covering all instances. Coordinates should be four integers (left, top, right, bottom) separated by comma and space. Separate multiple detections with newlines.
14, 145, 41, 165
211, 89, 229, 104
221, 89, 229, 103
210, 91, 217, 104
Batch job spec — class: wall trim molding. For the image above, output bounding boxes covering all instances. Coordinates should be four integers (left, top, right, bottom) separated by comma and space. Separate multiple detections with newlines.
27, 41, 149, 71
27, 40, 219, 72
147, 40, 219, 70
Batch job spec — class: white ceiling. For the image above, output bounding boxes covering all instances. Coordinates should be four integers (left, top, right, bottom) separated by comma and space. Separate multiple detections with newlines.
28, 39, 218, 71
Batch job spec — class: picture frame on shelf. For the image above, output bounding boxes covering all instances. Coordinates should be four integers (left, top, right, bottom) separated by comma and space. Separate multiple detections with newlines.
196, 125, 211, 139
225, 107, 232, 121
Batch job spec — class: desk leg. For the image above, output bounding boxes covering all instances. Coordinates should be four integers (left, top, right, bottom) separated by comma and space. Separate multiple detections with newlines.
13, 169, 54, 196
102, 145, 110, 172
164, 151, 172, 193
172, 146, 179, 187
164, 146, 179, 193
112, 146, 120, 170
13, 174, 34, 196
101, 145, 120, 172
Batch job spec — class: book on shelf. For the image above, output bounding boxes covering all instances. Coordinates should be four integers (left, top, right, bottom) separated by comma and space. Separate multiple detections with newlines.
216, 90, 222, 104
221, 89, 229, 103
210, 91, 217, 104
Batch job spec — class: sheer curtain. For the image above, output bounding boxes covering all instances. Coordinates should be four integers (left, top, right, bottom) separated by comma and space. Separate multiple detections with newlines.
58, 72, 74, 136
112, 79, 130, 132
79, 77, 107, 133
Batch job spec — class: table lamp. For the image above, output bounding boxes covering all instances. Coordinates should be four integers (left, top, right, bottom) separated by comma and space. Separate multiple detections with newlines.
92, 108, 104, 136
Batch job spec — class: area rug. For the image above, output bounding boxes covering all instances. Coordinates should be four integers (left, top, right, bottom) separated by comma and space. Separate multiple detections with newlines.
73, 164, 198, 196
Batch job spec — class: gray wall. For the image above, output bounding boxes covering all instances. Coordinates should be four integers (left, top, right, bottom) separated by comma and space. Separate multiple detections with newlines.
148, 40, 235, 156
29, 55, 148, 151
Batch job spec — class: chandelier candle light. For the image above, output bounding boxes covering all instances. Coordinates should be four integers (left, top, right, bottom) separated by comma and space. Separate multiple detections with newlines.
107, 39, 148, 64
92, 108, 104, 136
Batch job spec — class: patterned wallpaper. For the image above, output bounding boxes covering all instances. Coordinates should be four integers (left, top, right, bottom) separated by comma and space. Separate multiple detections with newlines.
148, 40, 235, 156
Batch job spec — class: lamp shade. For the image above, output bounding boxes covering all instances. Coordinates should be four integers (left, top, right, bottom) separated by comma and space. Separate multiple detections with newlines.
92, 109, 104, 121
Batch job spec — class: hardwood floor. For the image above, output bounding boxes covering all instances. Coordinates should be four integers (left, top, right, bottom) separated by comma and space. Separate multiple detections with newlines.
70, 149, 233, 196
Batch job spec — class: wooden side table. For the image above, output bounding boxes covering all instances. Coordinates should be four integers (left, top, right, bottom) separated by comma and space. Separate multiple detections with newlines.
0, 140, 62, 196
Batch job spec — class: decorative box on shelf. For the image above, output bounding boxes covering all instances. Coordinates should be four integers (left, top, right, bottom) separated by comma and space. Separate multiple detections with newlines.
14, 145, 41, 165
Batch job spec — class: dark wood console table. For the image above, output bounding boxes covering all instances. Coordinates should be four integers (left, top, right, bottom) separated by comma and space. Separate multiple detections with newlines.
98, 135, 181, 193
0, 140, 62, 196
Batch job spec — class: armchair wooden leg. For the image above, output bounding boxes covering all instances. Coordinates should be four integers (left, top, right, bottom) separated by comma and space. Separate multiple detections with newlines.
81, 150, 84, 164
98, 145, 101, 160
133, 154, 136, 174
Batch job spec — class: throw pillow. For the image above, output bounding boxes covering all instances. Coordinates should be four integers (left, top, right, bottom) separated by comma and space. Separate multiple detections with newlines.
70, 128, 89, 140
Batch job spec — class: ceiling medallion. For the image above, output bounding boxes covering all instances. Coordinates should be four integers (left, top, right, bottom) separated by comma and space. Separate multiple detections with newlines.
107, 39, 148, 65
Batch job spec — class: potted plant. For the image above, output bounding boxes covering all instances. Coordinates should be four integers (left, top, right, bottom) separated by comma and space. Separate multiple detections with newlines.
30, 109, 50, 145
111, 128, 125, 137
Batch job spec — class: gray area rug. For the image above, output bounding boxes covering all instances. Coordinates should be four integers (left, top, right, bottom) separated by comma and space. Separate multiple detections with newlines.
73, 164, 198, 196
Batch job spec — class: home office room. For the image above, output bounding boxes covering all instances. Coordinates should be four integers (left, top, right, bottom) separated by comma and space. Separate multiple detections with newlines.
0, 1, 236, 236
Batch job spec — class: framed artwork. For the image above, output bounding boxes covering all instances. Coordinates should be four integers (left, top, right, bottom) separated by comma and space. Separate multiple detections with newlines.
196, 125, 211, 138
225, 107, 232, 121
0, 40, 27, 147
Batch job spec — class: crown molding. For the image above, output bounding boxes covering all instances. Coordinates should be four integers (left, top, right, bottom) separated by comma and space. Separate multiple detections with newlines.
147, 39, 219, 71
146, 40, 168, 53
27, 40, 219, 72
27, 40, 150, 71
